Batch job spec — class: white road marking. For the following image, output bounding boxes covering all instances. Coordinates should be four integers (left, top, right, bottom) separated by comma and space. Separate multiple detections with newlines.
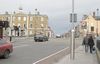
14, 45, 30, 48
32, 47, 69, 64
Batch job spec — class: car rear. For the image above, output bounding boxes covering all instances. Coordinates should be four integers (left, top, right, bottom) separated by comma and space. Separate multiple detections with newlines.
34, 34, 44, 42
0, 39, 13, 59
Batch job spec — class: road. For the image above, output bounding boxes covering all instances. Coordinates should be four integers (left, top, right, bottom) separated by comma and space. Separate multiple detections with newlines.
0, 37, 82, 64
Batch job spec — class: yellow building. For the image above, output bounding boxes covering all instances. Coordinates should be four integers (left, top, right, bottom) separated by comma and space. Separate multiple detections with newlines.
80, 13, 100, 36
0, 8, 51, 37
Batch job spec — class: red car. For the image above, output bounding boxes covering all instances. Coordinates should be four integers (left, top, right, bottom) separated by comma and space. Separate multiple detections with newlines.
0, 38, 13, 59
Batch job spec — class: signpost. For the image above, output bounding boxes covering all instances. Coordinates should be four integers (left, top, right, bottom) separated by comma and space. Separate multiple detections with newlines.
70, 0, 77, 60
70, 13, 77, 23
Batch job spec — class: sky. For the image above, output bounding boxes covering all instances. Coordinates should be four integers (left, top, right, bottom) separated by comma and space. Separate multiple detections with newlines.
0, 0, 100, 34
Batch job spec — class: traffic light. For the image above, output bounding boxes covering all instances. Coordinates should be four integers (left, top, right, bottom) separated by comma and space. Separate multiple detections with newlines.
0, 21, 3, 27
0, 21, 9, 28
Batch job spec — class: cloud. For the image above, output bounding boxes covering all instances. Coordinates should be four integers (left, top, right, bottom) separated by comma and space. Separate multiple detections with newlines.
0, 0, 100, 34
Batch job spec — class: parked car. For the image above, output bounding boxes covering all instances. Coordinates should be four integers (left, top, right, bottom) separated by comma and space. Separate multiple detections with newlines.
43, 36, 49, 41
0, 38, 13, 59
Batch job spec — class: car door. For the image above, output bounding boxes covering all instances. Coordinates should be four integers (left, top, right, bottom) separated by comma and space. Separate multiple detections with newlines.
0, 39, 6, 55
0, 40, 2, 55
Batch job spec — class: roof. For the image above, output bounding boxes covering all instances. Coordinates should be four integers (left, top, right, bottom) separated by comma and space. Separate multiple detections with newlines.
95, 16, 100, 20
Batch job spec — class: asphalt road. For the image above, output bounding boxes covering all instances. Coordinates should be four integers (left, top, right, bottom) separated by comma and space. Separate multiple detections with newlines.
0, 37, 82, 64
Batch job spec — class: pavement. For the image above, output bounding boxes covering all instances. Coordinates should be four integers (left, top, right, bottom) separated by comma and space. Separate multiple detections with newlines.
9, 36, 99, 64
54, 45, 98, 64
11, 36, 33, 42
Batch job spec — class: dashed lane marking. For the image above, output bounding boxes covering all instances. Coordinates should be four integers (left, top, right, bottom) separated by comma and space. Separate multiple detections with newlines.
14, 44, 30, 48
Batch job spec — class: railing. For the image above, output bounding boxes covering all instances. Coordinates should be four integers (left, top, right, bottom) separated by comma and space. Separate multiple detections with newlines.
96, 39, 100, 64
97, 40, 100, 51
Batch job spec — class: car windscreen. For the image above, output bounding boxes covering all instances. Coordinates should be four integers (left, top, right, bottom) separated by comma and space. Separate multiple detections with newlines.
35, 35, 43, 37
0, 39, 6, 45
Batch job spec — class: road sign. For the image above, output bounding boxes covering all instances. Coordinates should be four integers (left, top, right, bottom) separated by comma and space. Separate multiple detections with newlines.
70, 13, 77, 22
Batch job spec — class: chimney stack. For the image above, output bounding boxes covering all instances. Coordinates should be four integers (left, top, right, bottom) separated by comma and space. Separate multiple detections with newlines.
93, 12, 95, 18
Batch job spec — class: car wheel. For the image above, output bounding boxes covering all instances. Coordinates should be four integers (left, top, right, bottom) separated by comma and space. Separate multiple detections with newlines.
3, 50, 10, 59
35, 40, 37, 42
43, 39, 45, 42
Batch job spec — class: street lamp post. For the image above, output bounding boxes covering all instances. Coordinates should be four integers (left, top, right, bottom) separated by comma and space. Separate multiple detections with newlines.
97, 9, 99, 36
34, 9, 38, 35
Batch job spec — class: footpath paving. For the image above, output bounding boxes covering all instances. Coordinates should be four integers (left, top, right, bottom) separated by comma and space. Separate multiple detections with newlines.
11, 36, 33, 42
54, 45, 98, 64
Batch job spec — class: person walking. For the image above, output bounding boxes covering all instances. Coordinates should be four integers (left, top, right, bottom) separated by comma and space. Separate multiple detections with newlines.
88, 35, 95, 53
82, 34, 89, 52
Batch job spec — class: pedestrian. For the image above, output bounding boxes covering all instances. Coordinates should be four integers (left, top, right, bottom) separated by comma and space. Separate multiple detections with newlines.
88, 35, 95, 53
10, 36, 12, 41
82, 34, 89, 52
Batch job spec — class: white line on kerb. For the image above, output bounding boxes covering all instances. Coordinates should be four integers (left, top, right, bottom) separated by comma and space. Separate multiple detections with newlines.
14, 45, 29, 48
32, 47, 69, 64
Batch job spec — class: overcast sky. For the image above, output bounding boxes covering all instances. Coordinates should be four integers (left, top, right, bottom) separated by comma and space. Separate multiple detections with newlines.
0, 0, 100, 34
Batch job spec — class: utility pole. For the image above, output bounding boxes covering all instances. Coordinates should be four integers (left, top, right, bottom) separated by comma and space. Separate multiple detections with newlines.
71, 0, 75, 60
70, 0, 77, 60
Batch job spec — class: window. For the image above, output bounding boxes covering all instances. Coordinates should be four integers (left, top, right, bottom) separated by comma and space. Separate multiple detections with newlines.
6, 17, 9, 20
41, 17, 44, 21
5, 17, 10, 20
30, 17, 33, 21
24, 17, 26, 21
91, 26, 94, 31
24, 24, 26, 28
2, 17, 6, 21
8, 17, 10, 20
41, 24, 44, 27
18, 17, 21, 21
30, 24, 32, 28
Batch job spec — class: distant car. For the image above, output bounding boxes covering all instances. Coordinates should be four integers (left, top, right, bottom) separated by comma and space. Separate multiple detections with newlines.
34, 34, 46, 42
43, 36, 49, 41
0, 38, 13, 59
56, 35, 61, 38
34, 34, 49, 42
